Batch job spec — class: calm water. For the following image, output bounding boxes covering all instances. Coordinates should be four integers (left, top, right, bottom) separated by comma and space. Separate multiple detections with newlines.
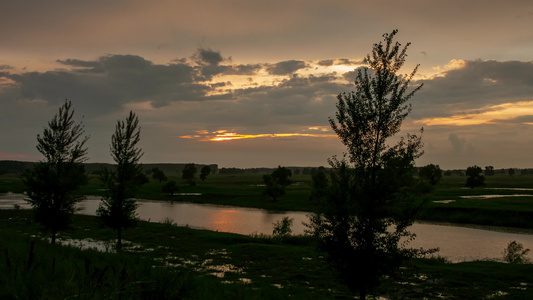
2, 192, 533, 263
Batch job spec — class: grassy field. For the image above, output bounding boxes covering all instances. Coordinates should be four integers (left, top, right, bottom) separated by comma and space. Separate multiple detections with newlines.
2, 172, 533, 228
1, 209, 532, 299
421, 174, 533, 228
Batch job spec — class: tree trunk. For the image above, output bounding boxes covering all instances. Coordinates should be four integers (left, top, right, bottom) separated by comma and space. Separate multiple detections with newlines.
51, 230, 57, 244
117, 227, 122, 249
360, 286, 367, 300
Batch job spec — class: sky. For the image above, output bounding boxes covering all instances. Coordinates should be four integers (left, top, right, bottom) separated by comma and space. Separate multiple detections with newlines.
1, 0, 532, 169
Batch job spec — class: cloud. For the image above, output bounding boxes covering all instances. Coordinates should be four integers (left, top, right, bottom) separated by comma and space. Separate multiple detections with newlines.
317, 58, 363, 67
266, 60, 308, 75
194, 48, 226, 66
56, 59, 100, 68
413, 60, 533, 119
2, 54, 211, 113
448, 134, 465, 153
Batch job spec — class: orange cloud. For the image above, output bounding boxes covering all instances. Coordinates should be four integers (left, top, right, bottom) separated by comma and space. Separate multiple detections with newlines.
416, 100, 533, 126
179, 129, 335, 142
0, 152, 30, 159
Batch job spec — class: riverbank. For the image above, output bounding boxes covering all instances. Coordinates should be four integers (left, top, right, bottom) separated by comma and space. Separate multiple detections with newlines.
2, 173, 533, 228
1, 209, 532, 299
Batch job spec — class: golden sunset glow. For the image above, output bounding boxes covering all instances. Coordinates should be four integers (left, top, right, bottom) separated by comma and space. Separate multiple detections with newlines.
179, 129, 335, 142
416, 101, 533, 126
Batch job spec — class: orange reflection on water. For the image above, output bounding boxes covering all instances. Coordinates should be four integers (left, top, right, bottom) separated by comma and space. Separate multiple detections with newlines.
208, 209, 239, 232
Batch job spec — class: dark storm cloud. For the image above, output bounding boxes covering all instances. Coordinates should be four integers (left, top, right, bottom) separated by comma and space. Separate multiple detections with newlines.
341, 67, 376, 83
199, 64, 262, 80
2, 54, 212, 113
493, 115, 533, 124
192, 48, 262, 80
56, 59, 100, 68
412, 60, 533, 119
195, 48, 225, 66
317, 59, 334, 67
227, 73, 349, 130
266, 60, 308, 75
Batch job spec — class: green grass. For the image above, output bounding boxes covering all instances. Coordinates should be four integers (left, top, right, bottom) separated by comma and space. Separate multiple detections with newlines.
420, 174, 533, 228
3, 172, 533, 228
2, 209, 533, 299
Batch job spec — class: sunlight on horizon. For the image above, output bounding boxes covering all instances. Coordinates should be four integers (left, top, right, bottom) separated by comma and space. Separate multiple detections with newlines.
416, 100, 533, 126
179, 129, 335, 142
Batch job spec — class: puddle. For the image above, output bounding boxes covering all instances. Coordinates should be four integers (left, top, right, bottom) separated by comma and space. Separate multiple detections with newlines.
486, 291, 508, 298
460, 194, 533, 199
433, 200, 456, 204
0, 192, 31, 209
55, 238, 116, 252
175, 193, 202, 196
486, 188, 533, 191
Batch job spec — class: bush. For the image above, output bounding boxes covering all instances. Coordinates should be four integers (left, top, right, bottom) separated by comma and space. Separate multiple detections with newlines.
503, 241, 531, 264
272, 217, 293, 237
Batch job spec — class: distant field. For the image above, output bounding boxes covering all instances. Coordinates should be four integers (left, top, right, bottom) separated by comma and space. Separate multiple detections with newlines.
2, 171, 533, 228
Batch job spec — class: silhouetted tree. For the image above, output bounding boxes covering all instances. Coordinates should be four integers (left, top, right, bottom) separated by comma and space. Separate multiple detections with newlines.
162, 180, 179, 196
308, 30, 434, 299
309, 167, 329, 202
182, 163, 197, 186
503, 241, 531, 264
97, 111, 144, 249
263, 166, 292, 202
152, 167, 167, 183
508, 168, 515, 176
272, 217, 293, 237
200, 165, 211, 182
465, 165, 484, 188
22, 100, 89, 244
484, 166, 495, 176
419, 164, 442, 186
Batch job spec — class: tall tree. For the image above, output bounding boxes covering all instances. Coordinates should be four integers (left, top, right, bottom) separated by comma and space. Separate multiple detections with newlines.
200, 165, 212, 182
97, 111, 144, 249
309, 167, 329, 202
465, 165, 484, 188
182, 163, 197, 186
309, 30, 433, 299
22, 100, 89, 244
152, 167, 168, 183
263, 166, 292, 202
484, 166, 495, 176
419, 164, 442, 186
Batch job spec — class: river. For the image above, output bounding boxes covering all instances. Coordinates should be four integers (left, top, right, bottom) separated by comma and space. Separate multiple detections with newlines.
2, 192, 533, 263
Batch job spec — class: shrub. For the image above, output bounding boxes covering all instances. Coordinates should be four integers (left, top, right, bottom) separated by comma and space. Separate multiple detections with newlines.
502, 241, 531, 264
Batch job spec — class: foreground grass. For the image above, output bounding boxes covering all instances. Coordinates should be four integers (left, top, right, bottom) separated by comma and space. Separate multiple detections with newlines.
2, 209, 533, 299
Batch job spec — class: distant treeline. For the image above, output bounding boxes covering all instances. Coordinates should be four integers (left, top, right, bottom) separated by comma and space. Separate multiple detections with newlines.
0, 160, 218, 175
2, 160, 532, 177
218, 166, 328, 175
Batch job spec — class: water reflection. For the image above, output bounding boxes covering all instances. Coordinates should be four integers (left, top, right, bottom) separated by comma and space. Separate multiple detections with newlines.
2, 192, 533, 262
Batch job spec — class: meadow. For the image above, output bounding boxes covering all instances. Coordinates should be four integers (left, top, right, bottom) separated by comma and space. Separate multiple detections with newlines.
2, 171, 533, 228
2, 171, 533, 298
1, 209, 532, 299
